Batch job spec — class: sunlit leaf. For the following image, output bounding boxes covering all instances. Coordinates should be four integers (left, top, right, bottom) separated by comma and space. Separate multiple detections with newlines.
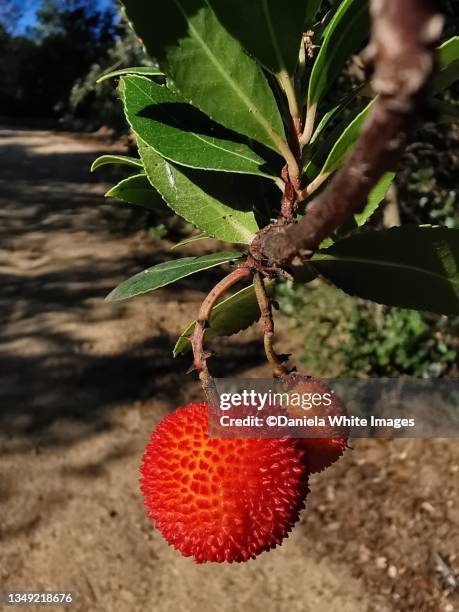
106, 251, 242, 301
138, 139, 259, 244
91, 154, 143, 172
308, 0, 369, 110
121, 0, 286, 152
96, 66, 164, 83
121, 75, 273, 176
171, 233, 209, 250
431, 36, 459, 95
320, 100, 373, 175
309, 84, 365, 145
354, 172, 394, 226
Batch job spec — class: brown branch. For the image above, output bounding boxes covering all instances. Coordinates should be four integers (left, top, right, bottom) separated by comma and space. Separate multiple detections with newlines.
253, 272, 289, 377
190, 265, 252, 387
252, 0, 443, 268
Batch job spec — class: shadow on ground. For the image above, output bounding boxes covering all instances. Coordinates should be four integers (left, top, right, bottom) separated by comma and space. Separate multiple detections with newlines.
0, 125, 264, 451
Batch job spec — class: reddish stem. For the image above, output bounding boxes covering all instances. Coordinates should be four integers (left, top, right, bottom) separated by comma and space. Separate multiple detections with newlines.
253, 272, 289, 377
190, 265, 252, 387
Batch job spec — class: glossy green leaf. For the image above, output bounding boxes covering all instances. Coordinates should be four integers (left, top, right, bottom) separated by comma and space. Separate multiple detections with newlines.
431, 36, 459, 95
138, 139, 259, 244
308, 0, 369, 109
120, 75, 272, 176
312, 226, 459, 315
303, 102, 364, 182
320, 99, 374, 175
173, 281, 275, 356
171, 233, 209, 250
316, 173, 393, 249
106, 251, 242, 302
96, 66, 164, 83
310, 84, 365, 145
208, 0, 313, 76
105, 173, 165, 209
91, 154, 143, 172
354, 172, 395, 226
121, 0, 286, 152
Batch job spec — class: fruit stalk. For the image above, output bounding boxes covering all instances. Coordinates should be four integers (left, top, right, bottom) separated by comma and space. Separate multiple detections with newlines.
190, 265, 252, 388
253, 271, 289, 377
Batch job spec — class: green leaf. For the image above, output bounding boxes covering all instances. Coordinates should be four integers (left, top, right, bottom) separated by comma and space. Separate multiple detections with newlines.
303, 100, 365, 182
120, 75, 272, 176
320, 99, 374, 175
121, 0, 286, 152
171, 233, 209, 250
96, 66, 164, 83
311, 226, 459, 315
308, 0, 369, 110
106, 251, 243, 302
208, 0, 309, 76
354, 172, 394, 226
173, 280, 275, 356
105, 173, 164, 209
91, 154, 143, 172
329, 172, 394, 241
317, 173, 394, 249
138, 139, 259, 244
431, 36, 459, 95
310, 84, 365, 145
437, 36, 459, 67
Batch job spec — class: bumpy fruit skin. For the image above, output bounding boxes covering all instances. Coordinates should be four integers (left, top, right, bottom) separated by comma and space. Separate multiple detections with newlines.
283, 375, 348, 474
140, 402, 309, 563
301, 437, 346, 474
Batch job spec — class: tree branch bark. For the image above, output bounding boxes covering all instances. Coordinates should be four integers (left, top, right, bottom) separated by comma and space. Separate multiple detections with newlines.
251, 0, 443, 268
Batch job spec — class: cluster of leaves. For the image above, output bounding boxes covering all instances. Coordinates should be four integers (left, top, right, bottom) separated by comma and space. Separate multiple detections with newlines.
278, 281, 457, 378
93, 0, 459, 359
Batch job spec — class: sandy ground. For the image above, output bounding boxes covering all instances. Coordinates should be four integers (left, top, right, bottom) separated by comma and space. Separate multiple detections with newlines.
0, 126, 458, 612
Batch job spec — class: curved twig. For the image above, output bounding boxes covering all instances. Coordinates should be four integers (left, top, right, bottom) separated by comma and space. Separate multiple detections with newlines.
253, 272, 290, 377
190, 265, 252, 388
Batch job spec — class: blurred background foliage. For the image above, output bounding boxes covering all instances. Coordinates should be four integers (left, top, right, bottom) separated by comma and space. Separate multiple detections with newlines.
0, 0, 153, 130
277, 281, 458, 378
0, 0, 458, 378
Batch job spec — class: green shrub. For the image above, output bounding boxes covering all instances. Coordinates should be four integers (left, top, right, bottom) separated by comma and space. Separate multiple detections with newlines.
278, 281, 457, 378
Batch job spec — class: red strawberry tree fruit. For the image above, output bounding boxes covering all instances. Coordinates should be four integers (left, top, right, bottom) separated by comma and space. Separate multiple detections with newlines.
92, 0, 459, 562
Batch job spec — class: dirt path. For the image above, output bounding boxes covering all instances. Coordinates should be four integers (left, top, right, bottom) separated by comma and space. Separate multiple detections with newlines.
0, 126, 457, 612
